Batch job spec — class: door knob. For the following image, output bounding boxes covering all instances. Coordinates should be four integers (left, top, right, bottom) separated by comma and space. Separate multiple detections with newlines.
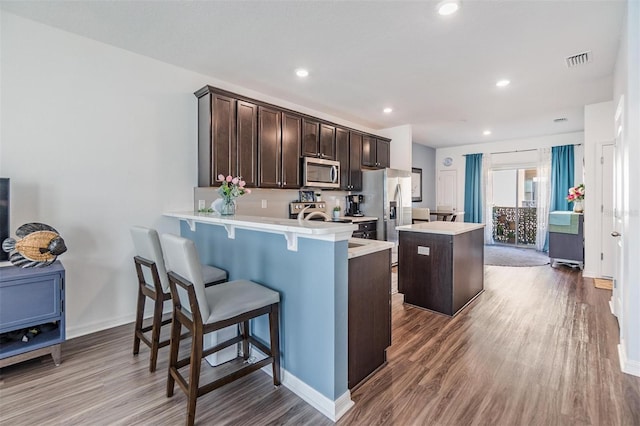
611, 231, 621, 237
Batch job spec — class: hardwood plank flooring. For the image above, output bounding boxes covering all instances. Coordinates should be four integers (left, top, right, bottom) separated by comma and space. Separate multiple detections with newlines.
1, 265, 639, 425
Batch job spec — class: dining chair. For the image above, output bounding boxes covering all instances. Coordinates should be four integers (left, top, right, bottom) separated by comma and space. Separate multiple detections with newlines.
161, 233, 281, 426
130, 226, 228, 372
412, 207, 431, 223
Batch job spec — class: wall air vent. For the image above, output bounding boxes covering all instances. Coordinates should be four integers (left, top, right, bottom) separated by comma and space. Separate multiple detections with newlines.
565, 51, 591, 68
553, 117, 568, 123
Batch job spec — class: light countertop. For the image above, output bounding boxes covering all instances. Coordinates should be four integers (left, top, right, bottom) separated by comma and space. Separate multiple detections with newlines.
348, 238, 394, 259
340, 216, 378, 223
396, 221, 485, 235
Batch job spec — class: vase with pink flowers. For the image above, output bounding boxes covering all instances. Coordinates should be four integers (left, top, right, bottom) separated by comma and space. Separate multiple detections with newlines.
216, 174, 251, 215
566, 183, 585, 213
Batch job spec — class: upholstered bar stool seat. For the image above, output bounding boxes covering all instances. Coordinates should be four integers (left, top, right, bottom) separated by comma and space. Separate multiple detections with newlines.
161, 233, 281, 426
130, 226, 228, 372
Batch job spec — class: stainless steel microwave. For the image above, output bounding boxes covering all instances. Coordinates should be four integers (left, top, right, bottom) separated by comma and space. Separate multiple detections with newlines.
302, 157, 340, 188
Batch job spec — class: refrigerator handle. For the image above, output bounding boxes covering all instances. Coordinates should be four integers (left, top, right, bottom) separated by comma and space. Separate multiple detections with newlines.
396, 183, 403, 226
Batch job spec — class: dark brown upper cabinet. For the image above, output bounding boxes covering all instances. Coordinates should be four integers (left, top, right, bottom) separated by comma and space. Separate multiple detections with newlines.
196, 89, 258, 187
376, 138, 390, 169
236, 101, 258, 187
257, 106, 282, 188
362, 135, 391, 169
258, 108, 302, 189
196, 85, 389, 188
337, 129, 363, 191
302, 118, 335, 160
281, 112, 302, 188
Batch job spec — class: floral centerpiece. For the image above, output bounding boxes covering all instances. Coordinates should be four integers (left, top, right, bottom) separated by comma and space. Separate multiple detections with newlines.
217, 174, 251, 215
566, 183, 585, 213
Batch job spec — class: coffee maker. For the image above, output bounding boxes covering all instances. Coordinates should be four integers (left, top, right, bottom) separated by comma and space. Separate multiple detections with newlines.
345, 195, 364, 217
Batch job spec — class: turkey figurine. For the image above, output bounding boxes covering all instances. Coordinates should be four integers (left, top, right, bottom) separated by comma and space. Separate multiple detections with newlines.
2, 223, 67, 268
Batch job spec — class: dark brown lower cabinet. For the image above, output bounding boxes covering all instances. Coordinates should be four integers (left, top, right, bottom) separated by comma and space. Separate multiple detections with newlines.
398, 228, 484, 316
348, 249, 391, 390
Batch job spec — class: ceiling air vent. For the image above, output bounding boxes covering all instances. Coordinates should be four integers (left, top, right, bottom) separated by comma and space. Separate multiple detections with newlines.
565, 51, 591, 68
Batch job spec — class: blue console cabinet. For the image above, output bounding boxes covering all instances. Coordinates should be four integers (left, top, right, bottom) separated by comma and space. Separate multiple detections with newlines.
0, 262, 65, 367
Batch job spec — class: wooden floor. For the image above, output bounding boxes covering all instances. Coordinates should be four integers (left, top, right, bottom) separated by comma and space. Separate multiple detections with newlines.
1, 265, 639, 425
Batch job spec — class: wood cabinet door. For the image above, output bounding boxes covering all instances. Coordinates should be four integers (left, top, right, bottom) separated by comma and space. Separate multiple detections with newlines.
301, 119, 319, 157
236, 100, 258, 187
257, 106, 282, 188
349, 132, 363, 190
336, 127, 350, 189
376, 139, 390, 169
281, 112, 302, 188
212, 93, 237, 181
319, 123, 336, 160
361, 135, 376, 167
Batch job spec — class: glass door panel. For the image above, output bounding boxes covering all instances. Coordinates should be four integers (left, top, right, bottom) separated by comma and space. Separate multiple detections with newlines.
492, 168, 537, 247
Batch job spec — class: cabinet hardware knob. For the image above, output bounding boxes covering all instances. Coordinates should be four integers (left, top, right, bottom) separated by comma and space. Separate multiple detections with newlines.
611, 231, 621, 237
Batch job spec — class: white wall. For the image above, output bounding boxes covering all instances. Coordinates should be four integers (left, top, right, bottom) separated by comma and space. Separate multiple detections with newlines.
411, 143, 436, 209
435, 132, 584, 218
583, 101, 614, 278
0, 12, 379, 338
379, 124, 412, 172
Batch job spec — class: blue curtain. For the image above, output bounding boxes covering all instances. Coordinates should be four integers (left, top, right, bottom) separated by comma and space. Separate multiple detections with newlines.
464, 153, 483, 223
544, 144, 574, 251
550, 145, 574, 212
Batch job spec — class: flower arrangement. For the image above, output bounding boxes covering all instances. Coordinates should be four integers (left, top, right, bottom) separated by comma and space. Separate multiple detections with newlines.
566, 183, 585, 202
217, 174, 251, 200
215, 174, 250, 215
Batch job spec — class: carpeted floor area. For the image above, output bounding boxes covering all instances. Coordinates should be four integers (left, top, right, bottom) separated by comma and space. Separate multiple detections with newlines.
484, 244, 550, 267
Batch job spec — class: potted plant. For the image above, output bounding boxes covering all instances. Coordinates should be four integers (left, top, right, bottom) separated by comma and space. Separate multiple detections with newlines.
332, 206, 341, 219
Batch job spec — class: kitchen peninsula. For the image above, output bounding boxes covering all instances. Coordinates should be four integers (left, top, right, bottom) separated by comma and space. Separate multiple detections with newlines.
397, 221, 485, 316
163, 211, 393, 421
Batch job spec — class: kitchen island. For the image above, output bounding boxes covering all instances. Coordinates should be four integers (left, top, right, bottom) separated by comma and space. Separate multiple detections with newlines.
396, 221, 485, 316
163, 211, 391, 421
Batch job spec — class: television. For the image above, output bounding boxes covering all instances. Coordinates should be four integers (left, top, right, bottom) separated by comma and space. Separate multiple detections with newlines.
0, 178, 9, 261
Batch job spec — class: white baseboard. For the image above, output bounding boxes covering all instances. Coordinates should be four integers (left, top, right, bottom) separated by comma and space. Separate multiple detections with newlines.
253, 348, 354, 421
66, 313, 135, 339
609, 299, 616, 316
582, 269, 596, 278
618, 340, 640, 377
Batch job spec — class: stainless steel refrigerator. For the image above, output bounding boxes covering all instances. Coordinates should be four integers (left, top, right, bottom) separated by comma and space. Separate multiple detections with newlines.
360, 168, 412, 265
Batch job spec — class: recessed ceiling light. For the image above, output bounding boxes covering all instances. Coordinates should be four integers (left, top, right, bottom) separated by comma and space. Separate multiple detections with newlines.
496, 79, 510, 88
295, 68, 309, 78
483, 130, 492, 136
437, 0, 460, 16
383, 107, 393, 114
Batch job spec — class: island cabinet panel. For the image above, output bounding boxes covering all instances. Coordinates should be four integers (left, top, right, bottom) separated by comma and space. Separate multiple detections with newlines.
236, 100, 258, 187
348, 249, 391, 389
257, 106, 282, 188
399, 228, 484, 316
281, 112, 302, 189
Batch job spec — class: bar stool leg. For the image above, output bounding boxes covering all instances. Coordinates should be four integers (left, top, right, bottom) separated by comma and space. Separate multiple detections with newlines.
166, 317, 181, 398
269, 303, 281, 386
241, 321, 250, 360
133, 286, 145, 356
149, 295, 164, 372
186, 332, 203, 426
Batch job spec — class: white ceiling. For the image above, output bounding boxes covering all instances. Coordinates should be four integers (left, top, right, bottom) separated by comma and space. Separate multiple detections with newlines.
0, 1, 626, 148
